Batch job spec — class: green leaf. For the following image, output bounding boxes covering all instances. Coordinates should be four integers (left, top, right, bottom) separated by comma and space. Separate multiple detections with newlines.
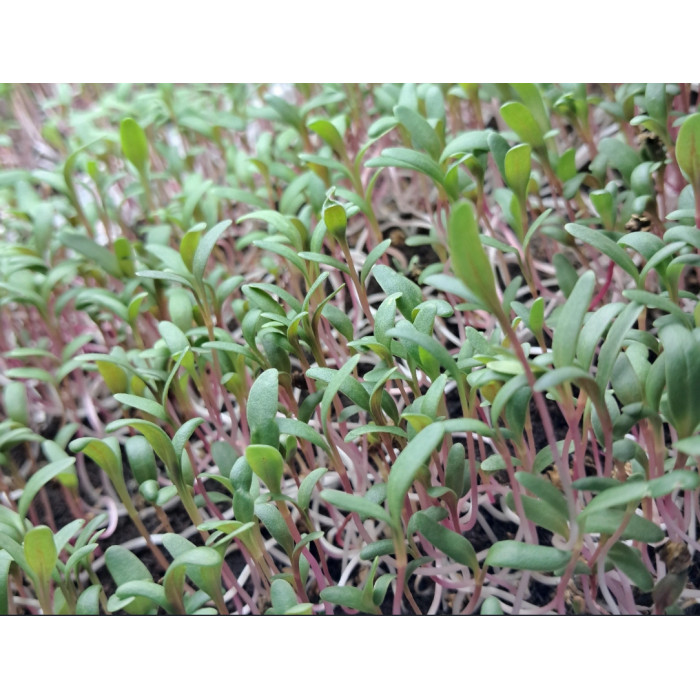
172, 417, 205, 460
373, 292, 401, 350
598, 137, 641, 183
320, 584, 380, 614
590, 189, 616, 229
440, 417, 495, 438
676, 435, 700, 456
676, 112, 700, 188
448, 200, 501, 316
76, 584, 101, 615
63, 543, 98, 576
75, 288, 129, 322
552, 270, 595, 369
179, 229, 202, 273
388, 321, 459, 381
246, 445, 284, 494
512, 84, 550, 135
245, 282, 302, 315
514, 472, 569, 519
445, 443, 467, 498
360, 239, 391, 286
0, 532, 30, 577
481, 454, 507, 472
158, 320, 190, 360
323, 201, 347, 243
266, 94, 303, 130
163, 547, 222, 614
372, 573, 396, 607
528, 297, 546, 339
664, 225, 700, 248
120, 118, 149, 173
565, 224, 639, 282
70, 436, 122, 483
297, 468, 328, 512
533, 366, 597, 397
24, 525, 58, 584
254, 502, 294, 556
344, 424, 408, 442
168, 288, 194, 331
583, 510, 664, 543
500, 102, 545, 151
373, 265, 422, 320
255, 240, 308, 277
413, 512, 478, 573
322, 304, 354, 342
247, 368, 279, 435
59, 232, 122, 278
487, 131, 510, 182
18, 458, 76, 521
576, 302, 625, 372
105, 419, 177, 473
387, 421, 445, 527
299, 153, 351, 180
136, 269, 194, 289
201, 340, 258, 363
504, 143, 532, 202
269, 578, 300, 614
275, 417, 330, 453
660, 324, 700, 438
442, 130, 491, 163
320, 489, 391, 524
2, 367, 54, 385
578, 481, 650, 519
618, 231, 664, 260
360, 540, 396, 560
485, 541, 571, 572
637, 243, 684, 284
645, 83, 667, 127
366, 147, 444, 186
209, 441, 238, 480
3, 382, 28, 426
319, 354, 361, 435
647, 470, 700, 498
192, 220, 232, 284
297, 251, 350, 274
308, 119, 346, 158
607, 542, 654, 592
113, 393, 168, 421
596, 302, 642, 391
505, 492, 569, 538
0, 551, 13, 615
198, 519, 253, 536
394, 105, 442, 160
53, 518, 85, 555
552, 253, 578, 298
480, 597, 504, 615
112, 581, 169, 613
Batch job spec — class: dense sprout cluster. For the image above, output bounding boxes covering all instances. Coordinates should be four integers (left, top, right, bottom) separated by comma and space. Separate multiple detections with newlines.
1, 83, 699, 615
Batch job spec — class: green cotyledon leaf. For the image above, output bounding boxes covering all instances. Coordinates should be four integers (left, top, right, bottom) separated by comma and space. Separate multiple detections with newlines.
120, 118, 149, 174
387, 421, 445, 528
660, 324, 700, 438
676, 112, 700, 188
447, 200, 503, 319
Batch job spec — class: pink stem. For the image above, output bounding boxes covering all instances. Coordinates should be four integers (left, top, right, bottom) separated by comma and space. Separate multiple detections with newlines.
589, 261, 614, 311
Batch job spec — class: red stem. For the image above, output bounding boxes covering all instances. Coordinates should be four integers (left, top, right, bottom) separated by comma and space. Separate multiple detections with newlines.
589, 261, 614, 311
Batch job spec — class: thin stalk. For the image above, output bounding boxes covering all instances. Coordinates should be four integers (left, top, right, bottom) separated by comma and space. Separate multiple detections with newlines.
337, 239, 374, 326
